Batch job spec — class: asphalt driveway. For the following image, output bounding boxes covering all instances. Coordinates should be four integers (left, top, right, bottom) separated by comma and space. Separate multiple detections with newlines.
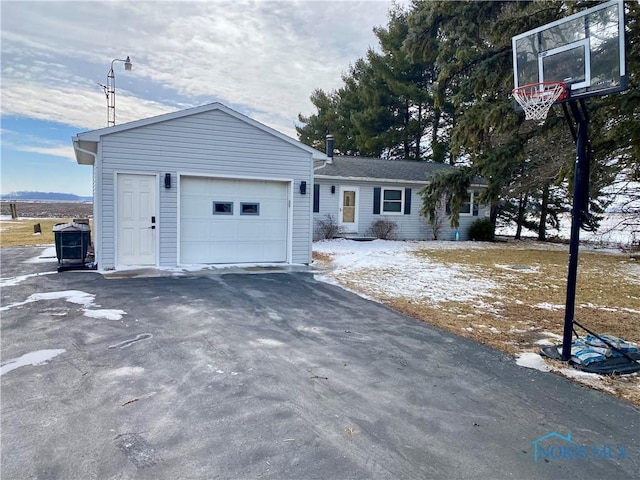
1, 246, 638, 479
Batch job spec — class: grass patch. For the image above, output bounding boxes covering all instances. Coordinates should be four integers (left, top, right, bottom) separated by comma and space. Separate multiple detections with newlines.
413, 247, 640, 345
0, 219, 93, 247
312, 251, 334, 263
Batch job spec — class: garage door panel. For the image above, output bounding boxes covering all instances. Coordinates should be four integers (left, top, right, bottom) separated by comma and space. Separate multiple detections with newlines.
234, 220, 287, 238
261, 222, 288, 240
258, 200, 287, 217
211, 224, 240, 241
181, 196, 215, 216
181, 242, 213, 264
180, 220, 208, 240
180, 177, 289, 264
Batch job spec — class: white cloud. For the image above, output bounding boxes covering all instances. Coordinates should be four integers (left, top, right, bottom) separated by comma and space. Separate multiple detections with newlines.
1, 78, 175, 130
13, 144, 76, 161
1, 0, 402, 134
1, 130, 76, 161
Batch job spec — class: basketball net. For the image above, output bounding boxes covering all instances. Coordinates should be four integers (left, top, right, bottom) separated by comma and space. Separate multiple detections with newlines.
512, 82, 567, 121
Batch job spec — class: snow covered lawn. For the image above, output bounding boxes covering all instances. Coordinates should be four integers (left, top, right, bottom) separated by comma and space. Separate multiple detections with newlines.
313, 238, 640, 405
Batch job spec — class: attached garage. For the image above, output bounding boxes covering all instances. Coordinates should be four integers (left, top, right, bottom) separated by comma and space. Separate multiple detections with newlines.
180, 176, 290, 264
72, 103, 325, 269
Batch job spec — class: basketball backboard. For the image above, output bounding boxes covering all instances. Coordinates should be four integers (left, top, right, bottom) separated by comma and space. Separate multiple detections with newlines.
512, 0, 627, 101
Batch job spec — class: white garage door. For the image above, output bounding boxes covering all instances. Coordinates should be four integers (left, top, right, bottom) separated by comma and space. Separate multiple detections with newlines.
180, 177, 289, 264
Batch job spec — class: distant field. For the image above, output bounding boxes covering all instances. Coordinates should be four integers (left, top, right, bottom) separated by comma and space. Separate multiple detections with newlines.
0, 201, 92, 219
0, 202, 93, 247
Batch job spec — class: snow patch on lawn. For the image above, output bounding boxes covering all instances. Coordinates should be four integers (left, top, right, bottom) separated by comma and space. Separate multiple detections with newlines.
541, 331, 563, 339
579, 302, 625, 313
515, 352, 614, 392
516, 352, 552, 372
495, 264, 540, 273
314, 239, 499, 303
532, 302, 564, 311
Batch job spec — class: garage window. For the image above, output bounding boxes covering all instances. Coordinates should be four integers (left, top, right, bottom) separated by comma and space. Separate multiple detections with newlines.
240, 202, 260, 215
213, 201, 233, 215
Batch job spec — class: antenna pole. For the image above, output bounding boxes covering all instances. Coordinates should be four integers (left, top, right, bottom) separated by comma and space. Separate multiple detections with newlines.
107, 64, 116, 127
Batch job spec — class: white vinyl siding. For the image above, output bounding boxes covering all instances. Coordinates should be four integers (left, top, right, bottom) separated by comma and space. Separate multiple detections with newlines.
95, 108, 313, 268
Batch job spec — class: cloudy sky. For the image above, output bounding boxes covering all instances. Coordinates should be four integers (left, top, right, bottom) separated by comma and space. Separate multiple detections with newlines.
1, 0, 405, 196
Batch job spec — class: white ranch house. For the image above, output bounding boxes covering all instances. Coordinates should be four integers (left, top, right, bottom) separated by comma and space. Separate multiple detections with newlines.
313, 152, 488, 241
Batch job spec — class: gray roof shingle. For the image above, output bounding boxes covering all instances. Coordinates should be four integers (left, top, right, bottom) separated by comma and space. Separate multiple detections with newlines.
314, 156, 456, 183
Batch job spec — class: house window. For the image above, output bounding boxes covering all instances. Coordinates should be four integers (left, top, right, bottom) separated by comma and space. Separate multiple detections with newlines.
213, 201, 233, 215
240, 202, 260, 215
459, 191, 480, 216
382, 188, 404, 214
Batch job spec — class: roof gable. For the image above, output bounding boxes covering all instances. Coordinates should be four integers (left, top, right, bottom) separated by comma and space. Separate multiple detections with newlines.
73, 102, 326, 164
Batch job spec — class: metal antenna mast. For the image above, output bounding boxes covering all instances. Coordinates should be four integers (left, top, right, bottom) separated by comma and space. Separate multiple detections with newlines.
98, 56, 132, 127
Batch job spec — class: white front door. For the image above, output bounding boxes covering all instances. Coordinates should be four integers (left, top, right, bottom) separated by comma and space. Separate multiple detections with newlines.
339, 186, 359, 233
117, 174, 157, 265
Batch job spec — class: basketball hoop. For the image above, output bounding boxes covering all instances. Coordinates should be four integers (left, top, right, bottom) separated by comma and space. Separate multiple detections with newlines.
512, 82, 567, 121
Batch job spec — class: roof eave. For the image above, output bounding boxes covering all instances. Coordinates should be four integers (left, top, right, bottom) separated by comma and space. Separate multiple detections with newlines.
314, 174, 430, 185
315, 174, 488, 187
72, 137, 98, 165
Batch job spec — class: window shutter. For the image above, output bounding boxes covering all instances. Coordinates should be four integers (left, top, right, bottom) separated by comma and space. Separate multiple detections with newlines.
373, 187, 381, 214
313, 184, 320, 213
473, 191, 479, 216
404, 188, 412, 215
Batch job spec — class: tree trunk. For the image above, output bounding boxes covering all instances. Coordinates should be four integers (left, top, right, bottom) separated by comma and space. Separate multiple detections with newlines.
432, 107, 442, 162
404, 101, 411, 159
538, 183, 549, 241
416, 103, 422, 159
490, 199, 500, 225
515, 193, 528, 240
448, 110, 456, 165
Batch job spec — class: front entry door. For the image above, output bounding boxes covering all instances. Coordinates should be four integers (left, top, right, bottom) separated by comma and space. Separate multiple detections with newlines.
339, 186, 359, 233
117, 174, 156, 265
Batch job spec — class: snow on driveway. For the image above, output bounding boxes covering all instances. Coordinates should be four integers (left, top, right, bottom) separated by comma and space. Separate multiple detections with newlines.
314, 239, 499, 303
0, 289, 127, 321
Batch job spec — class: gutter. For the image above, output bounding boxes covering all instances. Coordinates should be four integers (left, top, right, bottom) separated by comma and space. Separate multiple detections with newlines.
72, 137, 98, 165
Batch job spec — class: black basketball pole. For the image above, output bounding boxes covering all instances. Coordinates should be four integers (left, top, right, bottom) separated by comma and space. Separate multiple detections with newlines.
561, 99, 590, 361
